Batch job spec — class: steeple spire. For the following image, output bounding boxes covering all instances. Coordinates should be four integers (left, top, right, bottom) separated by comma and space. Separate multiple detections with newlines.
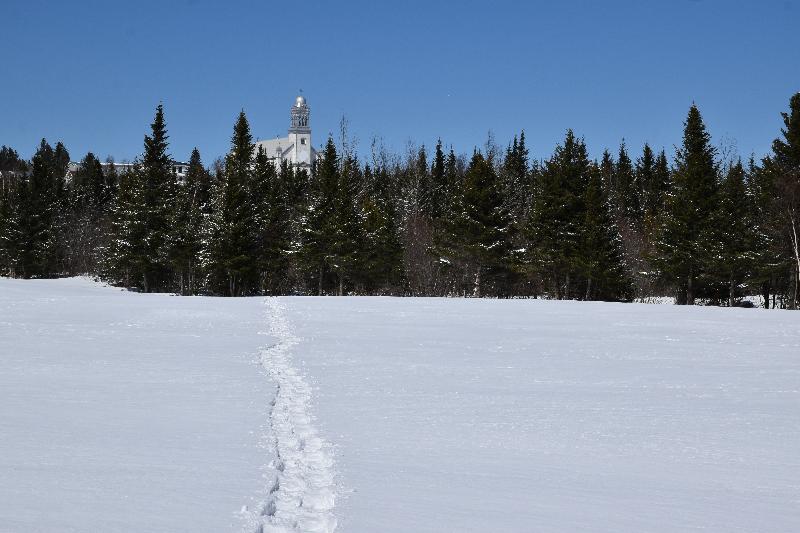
290, 94, 310, 133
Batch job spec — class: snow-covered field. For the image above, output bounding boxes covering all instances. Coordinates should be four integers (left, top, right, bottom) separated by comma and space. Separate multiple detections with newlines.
2, 278, 800, 532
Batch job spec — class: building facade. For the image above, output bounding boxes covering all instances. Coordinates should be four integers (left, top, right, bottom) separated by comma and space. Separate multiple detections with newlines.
255, 95, 317, 169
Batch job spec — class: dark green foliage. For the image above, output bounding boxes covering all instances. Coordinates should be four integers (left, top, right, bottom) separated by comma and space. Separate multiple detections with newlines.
580, 165, 631, 300
426, 139, 448, 220
614, 140, 642, 225
525, 130, 591, 299
654, 104, 719, 304
0, 174, 24, 276
637, 144, 657, 221
301, 137, 340, 294
361, 164, 404, 293
501, 131, 530, 223
17, 139, 69, 277
168, 148, 207, 294
252, 146, 292, 294
704, 161, 758, 305
208, 111, 257, 296
441, 151, 516, 297
760, 92, 800, 308
106, 165, 147, 287
105, 104, 176, 291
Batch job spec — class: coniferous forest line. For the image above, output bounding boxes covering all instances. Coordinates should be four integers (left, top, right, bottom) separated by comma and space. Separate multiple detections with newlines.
1, 93, 799, 307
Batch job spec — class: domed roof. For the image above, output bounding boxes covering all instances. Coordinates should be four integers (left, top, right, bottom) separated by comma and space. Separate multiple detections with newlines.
295, 95, 307, 107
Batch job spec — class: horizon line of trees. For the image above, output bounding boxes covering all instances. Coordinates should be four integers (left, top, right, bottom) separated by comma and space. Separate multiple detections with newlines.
1, 93, 799, 308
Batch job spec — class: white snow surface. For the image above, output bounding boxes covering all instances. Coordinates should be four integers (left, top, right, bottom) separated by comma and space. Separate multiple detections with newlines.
282, 296, 800, 533
3, 278, 800, 532
0, 278, 278, 532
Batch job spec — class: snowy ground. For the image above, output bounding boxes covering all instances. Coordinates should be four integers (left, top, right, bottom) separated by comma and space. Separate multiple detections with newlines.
0, 278, 275, 532
285, 297, 800, 533
2, 279, 800, 532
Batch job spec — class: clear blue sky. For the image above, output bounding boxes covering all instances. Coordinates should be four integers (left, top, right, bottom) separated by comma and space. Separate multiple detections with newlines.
2, 0, 798, 165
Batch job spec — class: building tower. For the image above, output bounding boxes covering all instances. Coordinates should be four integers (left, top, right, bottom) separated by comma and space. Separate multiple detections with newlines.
288, 94, 312, 166
254, 94, 317, 169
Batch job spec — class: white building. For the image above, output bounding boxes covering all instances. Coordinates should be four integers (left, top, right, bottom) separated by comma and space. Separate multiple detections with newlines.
255, 94, 317, 169
66, 161, 190, 182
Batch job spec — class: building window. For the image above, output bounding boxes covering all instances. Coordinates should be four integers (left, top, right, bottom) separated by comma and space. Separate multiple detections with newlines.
301, 138, 306, 145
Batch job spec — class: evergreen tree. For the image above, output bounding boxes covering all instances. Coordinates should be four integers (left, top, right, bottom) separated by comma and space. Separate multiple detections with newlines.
614, 140, 642, 224
580, 165, 631, 300
208, 111, 257, 296
428, 139, 447, 220
362, 164, 404, 293
19, 139, 67, 277
330, 153, 365, 294
762, 92, 800, 308
252, 145, 291, 294
525, 130, 590, 299
704, 161, 758, 305
654, 104, 719, 304
442, 151, 516, 297
138, 103, 177, 291
302, 137, 340, 294
0, 176, 24, 276
168, 148, 206, 294
106, 165, 147, 287
636, 143, 657, 221
599, 149, 615, 201
501, 132, 530, 223
65, 152, 106, 273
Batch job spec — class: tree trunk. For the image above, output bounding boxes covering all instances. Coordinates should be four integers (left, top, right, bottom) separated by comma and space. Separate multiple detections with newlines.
686, 264, 694, 305
318, 264, 324, 296
762, 280, 770, 309
474, 268, 481, 298
728, 273, 735, 308
552, 267, 560, 300
585, 277, 592, 301
789, 208, 800, 310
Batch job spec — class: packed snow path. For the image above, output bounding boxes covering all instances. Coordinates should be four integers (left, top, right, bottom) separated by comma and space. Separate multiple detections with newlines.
246, 298, 336, 533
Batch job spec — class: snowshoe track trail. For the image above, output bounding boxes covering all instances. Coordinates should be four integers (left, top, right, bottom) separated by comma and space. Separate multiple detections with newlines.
249, 298, 337, 533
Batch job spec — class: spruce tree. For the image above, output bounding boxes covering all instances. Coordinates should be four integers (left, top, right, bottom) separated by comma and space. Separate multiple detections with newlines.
762, 92, 800, 308
501, 131, 531, 224
580, 165, 631, 300
330, 154, 365, 294
302, 137, 339, 294
655, 104, 719, 304
208, 111, 257, 296
525, 130, 590, 299
442, 151, 515, 297
0, 176, 24, 276
66, 152, 106, 273
139, 103, 177, 291
20, 139, 67, 277
252, 145, 291, 294
614, 140, 642, 225
636, 143, 657, 221
704, 161, 757, 305
106, 165, 147, 288
362, 164, 404, 293
599, 149, 615, 201
168, 148, 206, 294
428, 139, 447, 220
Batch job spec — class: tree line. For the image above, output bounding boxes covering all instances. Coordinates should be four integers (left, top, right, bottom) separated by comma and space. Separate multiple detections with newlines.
1, 93, 799, 307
